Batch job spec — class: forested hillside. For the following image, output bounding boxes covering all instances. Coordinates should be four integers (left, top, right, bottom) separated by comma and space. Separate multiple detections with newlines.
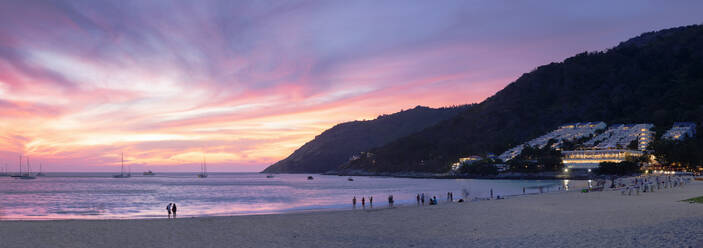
262, 105, 470, 173
341, 25, 703, 173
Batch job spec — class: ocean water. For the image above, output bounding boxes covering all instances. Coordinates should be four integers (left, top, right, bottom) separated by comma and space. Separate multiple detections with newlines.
0, 173, 588, 220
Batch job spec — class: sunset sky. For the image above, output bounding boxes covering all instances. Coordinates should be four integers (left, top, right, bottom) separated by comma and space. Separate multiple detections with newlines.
1, 1, 701, 172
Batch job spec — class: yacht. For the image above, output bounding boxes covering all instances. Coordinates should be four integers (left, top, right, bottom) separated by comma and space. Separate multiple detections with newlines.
113, 153, 131, 178
197, 156, 208, 178
35, 163, 45, 177
18, 155, 36, 180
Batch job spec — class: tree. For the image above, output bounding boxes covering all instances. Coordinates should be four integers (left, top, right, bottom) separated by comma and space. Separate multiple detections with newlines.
459, 159, 499, 175
596, 161, 641, 176
507, 145, 563, 172
651, 137, 703, 170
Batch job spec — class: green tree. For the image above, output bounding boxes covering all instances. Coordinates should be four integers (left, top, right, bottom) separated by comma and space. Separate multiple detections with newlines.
459, 159, 499, 175
508, 145, 563, 172
596, 161, 641, 176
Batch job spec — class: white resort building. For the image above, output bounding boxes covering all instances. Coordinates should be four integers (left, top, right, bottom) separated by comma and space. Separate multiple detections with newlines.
662, 122, 696, 141
563, 123, 653, 170
498, 122, 660, 171
490, 121, 697, 172
583, 124, 654, 151
498, 122, 606, 162
561, 149, 644, 170
451, 155, 483, 171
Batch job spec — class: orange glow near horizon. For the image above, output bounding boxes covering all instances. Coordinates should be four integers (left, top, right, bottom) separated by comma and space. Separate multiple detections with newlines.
1, 1, 700, 171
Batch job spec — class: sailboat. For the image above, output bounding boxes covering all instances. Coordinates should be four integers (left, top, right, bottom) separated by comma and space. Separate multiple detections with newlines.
143, 170, 155, 176
197, 156, 208, 178
19, 156, 36, 180
11, 154, 22, 178
36, 162, 45, 177
113, 152, 131, 178
1, 163, 8, 176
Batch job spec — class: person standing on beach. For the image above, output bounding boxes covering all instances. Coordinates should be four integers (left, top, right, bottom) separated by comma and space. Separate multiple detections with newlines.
362, 197, 366, 208
166, 203, 172, 219
353, 196, 357, 208
416, 194, 420, 205
490, 188, 493, 199
370, 196, 373, 208
421, 193, 425, 205
172, 203, 177, 218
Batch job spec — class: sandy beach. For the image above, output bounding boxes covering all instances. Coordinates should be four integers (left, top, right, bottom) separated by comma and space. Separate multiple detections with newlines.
1, 180, 702, 248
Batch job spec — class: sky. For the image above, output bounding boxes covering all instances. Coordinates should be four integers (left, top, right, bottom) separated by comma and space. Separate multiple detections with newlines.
0, 0, 701, 172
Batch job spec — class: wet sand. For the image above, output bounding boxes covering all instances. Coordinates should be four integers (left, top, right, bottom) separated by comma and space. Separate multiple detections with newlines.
1, 180, 702, 248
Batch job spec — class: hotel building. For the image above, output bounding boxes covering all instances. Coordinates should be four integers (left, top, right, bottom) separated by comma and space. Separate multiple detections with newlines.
498, 122, 606, 162
563, 123, 653, 170
583, 123, 654, 151
451, 155, 483, 171
662, 122, 696, 141
498, 122, 660, 171
561, 149, 644, 170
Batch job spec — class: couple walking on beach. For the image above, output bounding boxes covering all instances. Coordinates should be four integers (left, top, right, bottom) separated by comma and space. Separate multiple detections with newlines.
166, 203, 178, 219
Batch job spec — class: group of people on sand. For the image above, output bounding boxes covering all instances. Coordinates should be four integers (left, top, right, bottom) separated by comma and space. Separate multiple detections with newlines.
416, 192, 456, 206
352, 195, 395, 208
617, 175, 693, 196
352, 196, 374, 208
166, 202, 178, 219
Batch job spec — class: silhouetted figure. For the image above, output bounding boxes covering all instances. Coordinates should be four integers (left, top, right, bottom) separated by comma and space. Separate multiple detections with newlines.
450, 192, 453, 202
362, 197, 366, 208
370, 196, 373, 207
416, 194, 420, 205
523, 187, 526, 194
166, 203, 172, 219
353, 196, 357, 208
421, 193, 425, 205
490, 188, 493, 199
172, 203, 177, 218
388, 195, 394, 208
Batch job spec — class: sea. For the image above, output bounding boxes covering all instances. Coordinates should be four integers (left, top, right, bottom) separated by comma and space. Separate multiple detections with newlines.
0, 173, 589, 220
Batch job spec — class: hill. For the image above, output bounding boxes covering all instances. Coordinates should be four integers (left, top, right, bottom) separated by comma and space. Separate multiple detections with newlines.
341, 24, 703, 173
262, 105, 471, 173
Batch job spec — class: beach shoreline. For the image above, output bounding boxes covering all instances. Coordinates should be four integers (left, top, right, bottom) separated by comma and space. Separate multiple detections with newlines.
1, 179, 702, 247
322, 170, 621, 180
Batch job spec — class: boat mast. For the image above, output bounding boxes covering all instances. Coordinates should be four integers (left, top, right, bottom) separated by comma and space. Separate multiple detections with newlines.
19, 154, 22, 175
27, 156, 31, 175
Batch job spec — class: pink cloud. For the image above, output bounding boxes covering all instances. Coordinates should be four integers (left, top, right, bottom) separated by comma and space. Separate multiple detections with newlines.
1, 1, 701, 171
